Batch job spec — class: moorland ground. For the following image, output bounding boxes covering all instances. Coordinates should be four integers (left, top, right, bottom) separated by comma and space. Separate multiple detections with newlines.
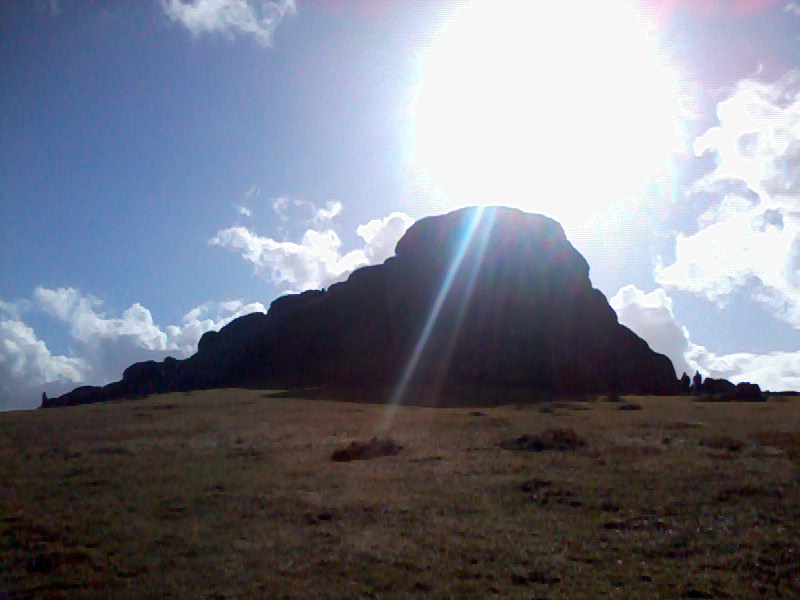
2, 390, 799, 599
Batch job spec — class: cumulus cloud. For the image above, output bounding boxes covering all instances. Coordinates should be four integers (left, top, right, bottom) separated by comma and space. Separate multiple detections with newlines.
210, 227, 367, 291
35, 287, 168, 351
610, 285, 692, 377
0, 318, 87, 411
0, 289, 266, 410
656, 73, 800, 329
357, 212, 416, 263
687, 345, 800, 392
0, 298, 30, 321
611, 284, 800, 390
211, 208, 414, 292
161, 0, 296, 46
236, 204, 252, 218
165, 299, 268, 355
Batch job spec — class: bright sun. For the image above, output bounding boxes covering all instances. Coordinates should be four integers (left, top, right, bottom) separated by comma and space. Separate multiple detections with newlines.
414, 0, 682, 231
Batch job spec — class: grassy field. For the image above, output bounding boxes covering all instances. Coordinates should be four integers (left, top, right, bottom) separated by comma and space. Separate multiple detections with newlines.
2, 390, 799, 599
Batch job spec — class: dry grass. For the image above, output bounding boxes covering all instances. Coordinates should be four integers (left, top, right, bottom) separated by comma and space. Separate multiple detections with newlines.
2, 391, 799, 599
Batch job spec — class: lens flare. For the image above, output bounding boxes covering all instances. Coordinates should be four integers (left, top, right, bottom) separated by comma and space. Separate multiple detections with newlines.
379, 207, 493, 431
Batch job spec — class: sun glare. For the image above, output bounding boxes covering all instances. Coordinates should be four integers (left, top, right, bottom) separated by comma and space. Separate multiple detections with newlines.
414, 0, 682, 231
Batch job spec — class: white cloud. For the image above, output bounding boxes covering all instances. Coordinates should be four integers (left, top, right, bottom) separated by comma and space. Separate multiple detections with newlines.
35, 287, 168, 351
786, 2, 800, 16
687, 345, 800, 393
210, 226, 369, 291
0, 318, 87, 411
0, 289, 267, 410
315, 200, 342, 222
610, 285, 691, 377
236, 204, 252, 218
161, 0, 296, 47
611, 284, 800, 390
0, 320, 86, 383
357, 212, 415, 263
657, 73, 800, 329
271, 197, 343, 233
211, 209, 414, 292
35, 287, 267, 360
0, 298, 30, 321
165, 299, 267, 355
691, 75, 800, 199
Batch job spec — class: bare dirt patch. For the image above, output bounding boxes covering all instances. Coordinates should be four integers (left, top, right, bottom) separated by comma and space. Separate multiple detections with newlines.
330, 437, 403, 462
499, 428, 586, 452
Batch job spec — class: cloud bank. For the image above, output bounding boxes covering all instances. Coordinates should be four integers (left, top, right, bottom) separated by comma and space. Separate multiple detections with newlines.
161, 0, 296, 46
0, 291, 266, 411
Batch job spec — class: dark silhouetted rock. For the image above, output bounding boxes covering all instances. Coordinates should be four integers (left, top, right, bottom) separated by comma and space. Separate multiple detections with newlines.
44, 206, 680, 408
691, 371, 703, 395
729, 382, 763, 401
701, 378, 736, 397
680, 372, 691, 395
698, 380, 764, 402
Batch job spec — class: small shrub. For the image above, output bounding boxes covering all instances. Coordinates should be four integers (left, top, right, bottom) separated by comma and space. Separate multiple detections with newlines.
619, 402, 642, 411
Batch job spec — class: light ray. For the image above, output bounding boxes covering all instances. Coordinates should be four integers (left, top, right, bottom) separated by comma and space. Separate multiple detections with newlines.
379, 207, 491, 432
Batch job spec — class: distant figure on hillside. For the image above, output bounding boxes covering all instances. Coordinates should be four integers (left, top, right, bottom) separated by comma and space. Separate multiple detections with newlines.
691, 371, 703, 396
42, 391, 47, 405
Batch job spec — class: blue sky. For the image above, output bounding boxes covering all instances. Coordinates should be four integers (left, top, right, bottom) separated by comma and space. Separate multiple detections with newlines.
1, 0, 799, 410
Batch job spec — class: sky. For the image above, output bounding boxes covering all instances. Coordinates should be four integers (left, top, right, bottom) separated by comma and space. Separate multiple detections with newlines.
1, 0, 799, 410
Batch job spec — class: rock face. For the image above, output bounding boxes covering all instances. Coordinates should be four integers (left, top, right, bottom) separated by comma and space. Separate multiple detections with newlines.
43, 206, 679, 408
